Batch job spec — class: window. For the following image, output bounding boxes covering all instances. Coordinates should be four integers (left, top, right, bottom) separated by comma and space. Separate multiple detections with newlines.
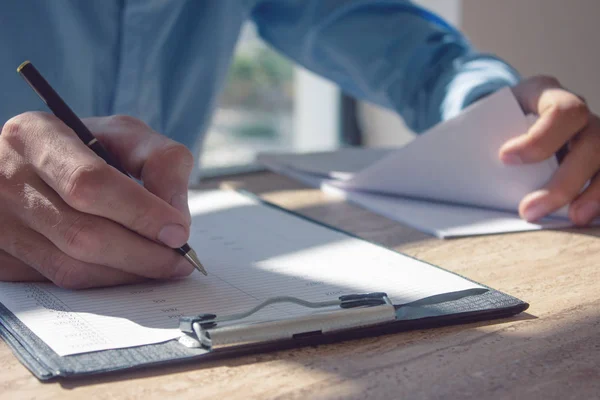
199, 23, 341, 177
357, 0, 462, 147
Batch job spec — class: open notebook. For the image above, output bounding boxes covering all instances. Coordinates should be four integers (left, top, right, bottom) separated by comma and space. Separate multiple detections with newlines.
259, 88, 598, 238
0, 190, 527, 380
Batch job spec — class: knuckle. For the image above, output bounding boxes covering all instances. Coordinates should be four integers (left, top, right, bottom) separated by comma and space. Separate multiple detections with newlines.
1, 117, 24, 141
564, 97, 590, 128
62, 216, 101, 258
150, 142, 194, 170
60, 162, 107, 210
1, 115, 33, 148
544, 95, 589, 130
535, 75, 561, 88
54, 265, 86, 290
163, 143, 194, 166
108, 114, 148, 131
551, 187, 574, 207
45, 251, 85, 289
523, 135, 553, 161
1, 112, 53, 141
141, 141, 194, 183
127, 205, 155, 234
44, 249, 68, 276
544, 103, 562, 121
143, 142, 194, 179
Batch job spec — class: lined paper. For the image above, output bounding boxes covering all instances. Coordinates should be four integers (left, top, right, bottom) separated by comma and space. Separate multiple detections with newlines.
0, 190, 482, 356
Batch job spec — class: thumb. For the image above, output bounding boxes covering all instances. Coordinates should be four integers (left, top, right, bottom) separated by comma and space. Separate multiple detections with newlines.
83, 115, 194, 225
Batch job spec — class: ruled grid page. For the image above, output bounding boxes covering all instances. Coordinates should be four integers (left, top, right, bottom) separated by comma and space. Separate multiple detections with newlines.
0, 191, 482, 356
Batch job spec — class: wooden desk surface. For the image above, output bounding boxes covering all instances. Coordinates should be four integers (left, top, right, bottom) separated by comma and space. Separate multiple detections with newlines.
2, 172, 599, 400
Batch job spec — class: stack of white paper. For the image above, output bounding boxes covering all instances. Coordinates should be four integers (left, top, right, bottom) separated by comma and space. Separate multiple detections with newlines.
259, 88, 595, 238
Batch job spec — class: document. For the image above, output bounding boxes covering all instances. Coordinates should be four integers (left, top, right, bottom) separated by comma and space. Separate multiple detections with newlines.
260, 147, 393, 181
259, 88, 598, 237
0, 190, 482, 356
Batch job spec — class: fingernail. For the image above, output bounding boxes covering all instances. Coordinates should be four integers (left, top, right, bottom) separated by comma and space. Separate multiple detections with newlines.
575, 201, 600, 224
501, 153, 523, 165
171, 193, 191, 225
158, 224, 188, 248
171, 259, 195, 278
523, 203, 550, 222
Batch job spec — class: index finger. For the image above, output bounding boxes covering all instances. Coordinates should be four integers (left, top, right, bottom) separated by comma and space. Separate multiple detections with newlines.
83, 115, 195, 225
2, 112, 190, 248
500, 77, 589, 163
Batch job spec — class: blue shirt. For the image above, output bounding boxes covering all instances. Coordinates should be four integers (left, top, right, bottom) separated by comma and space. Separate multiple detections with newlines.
0, 0, 519, 156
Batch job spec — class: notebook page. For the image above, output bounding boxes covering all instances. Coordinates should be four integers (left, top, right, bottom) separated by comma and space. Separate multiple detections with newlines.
0, 190, 482, 356
341, 189, 574, 238
257, 147, 393, 180
257, 157, 579, 238
334, 88, 562, 215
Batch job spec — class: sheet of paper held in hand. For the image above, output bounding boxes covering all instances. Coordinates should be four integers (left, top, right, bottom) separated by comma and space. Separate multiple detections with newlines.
259, 88, 600, 238
0, 191, 482, 356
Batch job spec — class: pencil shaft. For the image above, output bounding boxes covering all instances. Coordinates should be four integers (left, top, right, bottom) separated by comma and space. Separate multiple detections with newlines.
18, 61, 127, 175
17, 61, 207, 276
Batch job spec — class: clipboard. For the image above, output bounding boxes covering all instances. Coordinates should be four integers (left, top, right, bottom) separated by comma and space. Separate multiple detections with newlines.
0, 191, 529, 381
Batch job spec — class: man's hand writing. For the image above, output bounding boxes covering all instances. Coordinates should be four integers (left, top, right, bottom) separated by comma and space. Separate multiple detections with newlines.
0, 113, 195, 288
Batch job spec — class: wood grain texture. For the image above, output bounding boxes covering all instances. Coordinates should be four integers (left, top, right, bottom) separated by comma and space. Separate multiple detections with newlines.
1, 172, 599, 400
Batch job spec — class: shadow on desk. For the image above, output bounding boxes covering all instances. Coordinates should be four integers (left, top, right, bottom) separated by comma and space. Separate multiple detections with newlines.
563, 227, 600, 238
57, 312, 538, 390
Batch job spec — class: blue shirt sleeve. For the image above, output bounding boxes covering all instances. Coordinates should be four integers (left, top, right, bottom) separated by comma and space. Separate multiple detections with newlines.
250, 0, 520, 133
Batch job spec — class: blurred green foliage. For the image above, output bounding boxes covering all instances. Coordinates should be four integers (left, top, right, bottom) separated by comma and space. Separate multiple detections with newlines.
221, 47, 294, 111
231, 122, 277, 139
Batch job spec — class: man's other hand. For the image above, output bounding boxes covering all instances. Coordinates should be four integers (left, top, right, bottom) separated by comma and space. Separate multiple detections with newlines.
501, 76, 600, 225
